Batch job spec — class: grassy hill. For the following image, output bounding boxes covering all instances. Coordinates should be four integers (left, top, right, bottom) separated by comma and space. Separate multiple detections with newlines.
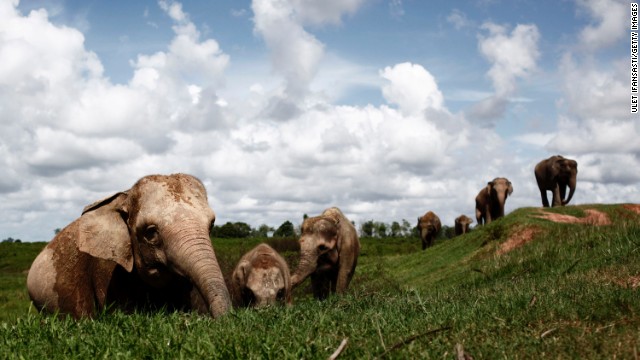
1, 204, 639, 358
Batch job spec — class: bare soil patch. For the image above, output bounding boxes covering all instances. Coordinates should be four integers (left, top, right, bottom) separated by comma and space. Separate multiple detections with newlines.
497, 227, 541, 255
622, 204, 640, 215
534, 209, 611, 226
617, 276, 640, 289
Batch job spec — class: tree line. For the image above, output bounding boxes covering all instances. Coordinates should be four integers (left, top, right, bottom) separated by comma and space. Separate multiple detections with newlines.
209, 218, 456, 239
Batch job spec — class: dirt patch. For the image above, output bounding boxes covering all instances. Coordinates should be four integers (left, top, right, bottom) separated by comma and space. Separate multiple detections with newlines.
622, 204, 640, 215
534, 209, 611, 226
616, 276, 640, 289
497, 227, 541, 255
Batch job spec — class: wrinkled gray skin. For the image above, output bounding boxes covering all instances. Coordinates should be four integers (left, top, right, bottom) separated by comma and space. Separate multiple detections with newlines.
454, 215, 473, 236
534, 155, 578, 207
27, 174, 231, 319
291, 207, 360, 300
475, 177, 513, 226
231, 243, 291, 308
417, 211, 441, 250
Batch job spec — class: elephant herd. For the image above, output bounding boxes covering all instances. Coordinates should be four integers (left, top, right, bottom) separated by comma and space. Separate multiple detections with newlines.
26, 155, 576, 318
26, 174, 360, 319
417, 155, 578, 249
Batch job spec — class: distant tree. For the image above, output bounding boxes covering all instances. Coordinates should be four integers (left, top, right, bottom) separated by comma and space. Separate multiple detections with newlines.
2, 237, 14, 243
390, 221, 402, 237
212, 222, 253, 238
401, 219, 413, 237
54, 228, 62, 235
360, 220, 374, 237
273, 221, 295, 238
374, 222, 388, 238
253, 224, 275, 238
233, 222, 252, 238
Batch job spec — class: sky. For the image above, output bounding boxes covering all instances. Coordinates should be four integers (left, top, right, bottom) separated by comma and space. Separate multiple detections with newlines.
1, 0, 638, 241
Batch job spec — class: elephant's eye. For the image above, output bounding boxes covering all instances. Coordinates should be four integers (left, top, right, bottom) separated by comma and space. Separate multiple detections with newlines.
318, 244, 329, 252
143, 225, 160, 245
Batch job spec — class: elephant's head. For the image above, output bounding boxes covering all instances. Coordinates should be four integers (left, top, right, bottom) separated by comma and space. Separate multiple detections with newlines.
78, 174, 231, 317
551, 156, 578, 205
291, 215, 340, 287
417, 218, 437, 239
455, 215, 473, 235
232, 244, 291, 308
486, 178, 513, 216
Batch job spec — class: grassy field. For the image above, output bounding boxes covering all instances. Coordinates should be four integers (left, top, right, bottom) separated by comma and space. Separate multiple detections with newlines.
1, 204, 639, 359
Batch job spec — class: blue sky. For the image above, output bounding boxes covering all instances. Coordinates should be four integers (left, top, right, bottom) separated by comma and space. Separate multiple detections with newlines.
1, 0, 637, 241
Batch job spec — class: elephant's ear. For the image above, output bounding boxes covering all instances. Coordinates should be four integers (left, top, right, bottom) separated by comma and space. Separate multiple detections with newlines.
550, 159, 562, 178
485, 182, 493, 195
233, 260, 250, 286
78, 192, 133, 272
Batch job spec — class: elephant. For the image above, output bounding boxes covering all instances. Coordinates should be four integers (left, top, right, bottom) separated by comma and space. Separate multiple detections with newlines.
26, 174, 231, 319
534, 155, 578, 207
475, 177, 513, 226
417, 211, 441, 250
454, 215, 473, 236
230, 243, 291, 308
290, 207, 360, 300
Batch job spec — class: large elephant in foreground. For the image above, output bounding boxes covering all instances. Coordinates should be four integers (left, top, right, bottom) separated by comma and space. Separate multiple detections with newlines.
231, 243, 291, 308
417, 211, 441, 250
475, 177, 513, 225
454, 214, 473, 236
291, 207, 360, 300
27, 174, 231, 319
534, 155, 578, 207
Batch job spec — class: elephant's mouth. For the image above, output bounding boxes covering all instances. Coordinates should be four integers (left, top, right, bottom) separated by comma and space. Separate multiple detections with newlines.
141, 264, 177, 288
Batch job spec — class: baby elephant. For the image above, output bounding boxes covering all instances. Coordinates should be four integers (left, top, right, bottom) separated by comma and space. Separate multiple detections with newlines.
231, 243, 291, 307
291, 207, 360, 300
417, 211, 441, 250
454, 215, 473, 236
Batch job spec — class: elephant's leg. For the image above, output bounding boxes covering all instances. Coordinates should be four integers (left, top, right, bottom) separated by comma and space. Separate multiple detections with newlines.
539, 189, 550, 207
559, 184, 567, 205
484, 205, 492, 225
336, 257, 356, 293
421, 238, 427, 250
475, 208, 483, 226
311, 273, 331, 300
552, 184, 562, 207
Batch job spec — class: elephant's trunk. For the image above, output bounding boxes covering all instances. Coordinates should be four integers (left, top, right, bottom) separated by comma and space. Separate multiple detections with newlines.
166, 225, 231, 318
291, 249, 317, 288
496, 192, 507, 217
563, 175, 577, 205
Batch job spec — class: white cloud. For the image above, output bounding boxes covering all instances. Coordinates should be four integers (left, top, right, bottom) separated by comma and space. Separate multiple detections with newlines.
577, 0, 627, 51
547, 117, 640, 155
447, 9, 471, 30
478, 22, 540, 97
542, 0, 639, 186
251, 0, 325, 104
388, 0, 404, 19
290, 0, 365, 25
380, 62, 445, 116
557, 55, 628, 121
470, 22, 540, 122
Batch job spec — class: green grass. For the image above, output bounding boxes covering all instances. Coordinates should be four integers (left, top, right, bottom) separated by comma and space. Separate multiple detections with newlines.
1, 204, 639, 358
